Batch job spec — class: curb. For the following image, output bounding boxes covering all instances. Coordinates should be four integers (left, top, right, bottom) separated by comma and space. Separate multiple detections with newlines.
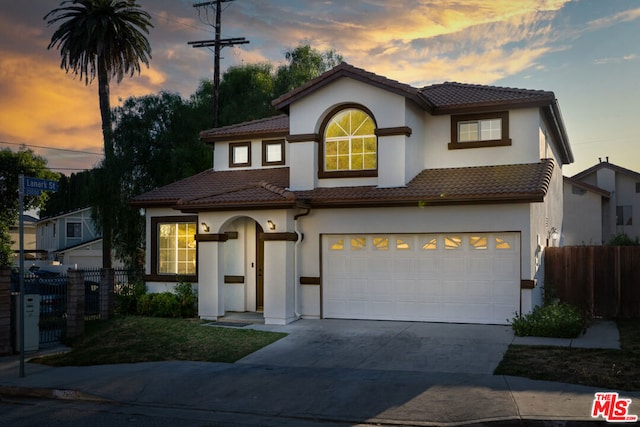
0, 385, 110, 402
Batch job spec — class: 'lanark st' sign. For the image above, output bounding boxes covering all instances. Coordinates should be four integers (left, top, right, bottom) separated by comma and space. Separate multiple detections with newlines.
24, 177, 58, 196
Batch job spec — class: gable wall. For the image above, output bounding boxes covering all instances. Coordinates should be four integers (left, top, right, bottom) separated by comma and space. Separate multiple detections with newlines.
423, 108, 542, 170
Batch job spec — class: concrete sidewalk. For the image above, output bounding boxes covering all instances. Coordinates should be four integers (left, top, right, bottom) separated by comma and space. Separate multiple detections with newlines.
0, 319, 635, 426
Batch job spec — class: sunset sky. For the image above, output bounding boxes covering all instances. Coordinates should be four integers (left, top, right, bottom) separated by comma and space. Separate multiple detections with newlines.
0, 0, 639, 176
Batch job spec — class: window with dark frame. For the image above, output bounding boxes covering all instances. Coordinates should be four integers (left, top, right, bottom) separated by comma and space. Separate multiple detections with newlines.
449, 111, 511, 150
636, 182, 640, 193
262, 139, 285, 166
229, 142, 251, 167
149, 216, 198, 282
616, 205, 633, 226
66, 222, 81, 238
319, 105, 378, 179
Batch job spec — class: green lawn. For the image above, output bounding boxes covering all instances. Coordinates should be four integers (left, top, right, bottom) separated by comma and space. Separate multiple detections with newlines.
495, 318, 640, 391
33, 316, 287, 366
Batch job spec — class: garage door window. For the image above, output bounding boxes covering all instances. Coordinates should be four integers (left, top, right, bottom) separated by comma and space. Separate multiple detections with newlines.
445, 236, 462, 250
495, 236, 514, 249
351, 237, 366, 250
470, 236, 488, 250
396, 239, 411, 250
373, 237, 389, 250
422, 237, 438, 250
329, 238, 344, 250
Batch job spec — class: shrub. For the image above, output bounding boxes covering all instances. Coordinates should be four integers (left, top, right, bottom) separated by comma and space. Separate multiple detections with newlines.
175, 281, 198, 318
510, 302, 585, 338
607, 233, 640, 246
137, 292, 181, 318
115, 281, 147, 315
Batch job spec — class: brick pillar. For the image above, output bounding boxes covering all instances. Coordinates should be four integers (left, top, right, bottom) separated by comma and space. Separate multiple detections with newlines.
66, 269, 84, 338
0, 267, 11, 355
100, 268, 114, 320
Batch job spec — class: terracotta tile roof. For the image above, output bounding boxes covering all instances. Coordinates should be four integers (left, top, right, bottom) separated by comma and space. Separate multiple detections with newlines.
296, 160, 554, 207
200, 114, 289, 143
271, 62, 431, 111
421, 82, 555, 113
129, 167, 290, 208
131, 161, 554, 210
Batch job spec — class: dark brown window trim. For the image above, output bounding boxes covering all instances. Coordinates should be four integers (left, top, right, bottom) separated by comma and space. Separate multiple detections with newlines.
224, 275, 244, 284
144, 273, 197, 283
300, 276, 321, 285
195, 233, 228, 242
262, 139, 286, 166
150, 215, 198, 282
229, 141, 251, 167
225, 231, 238, 240
318, 104, 378, 179
375, 126, 412, 137
259, 232, 299, 242
287, 133, 319, 143
521, 279, 536, 289
449, 111, 511, 150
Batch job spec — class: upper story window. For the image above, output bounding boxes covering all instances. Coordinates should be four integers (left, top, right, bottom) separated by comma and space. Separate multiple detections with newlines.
449, 111, 511, 150
319, 106, 377, 178
229, 142, 251, 167
262, 139, 285, 166
66, 222, 81, 238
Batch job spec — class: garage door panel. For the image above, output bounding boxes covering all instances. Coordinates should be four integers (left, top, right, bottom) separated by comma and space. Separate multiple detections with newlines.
323, 232, 520, 324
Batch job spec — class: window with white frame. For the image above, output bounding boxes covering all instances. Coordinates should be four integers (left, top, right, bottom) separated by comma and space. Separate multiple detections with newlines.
66, 222, 81, 238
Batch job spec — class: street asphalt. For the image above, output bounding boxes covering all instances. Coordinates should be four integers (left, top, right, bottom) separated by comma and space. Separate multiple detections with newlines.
0, 318, 637, 426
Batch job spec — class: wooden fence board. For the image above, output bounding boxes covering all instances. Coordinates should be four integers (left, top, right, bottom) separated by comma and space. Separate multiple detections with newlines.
545, 246, 640, 318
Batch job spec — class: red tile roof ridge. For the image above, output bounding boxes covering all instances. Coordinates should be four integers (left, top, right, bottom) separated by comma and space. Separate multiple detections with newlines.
257, 181, 296, 200
425, 81, 555, 96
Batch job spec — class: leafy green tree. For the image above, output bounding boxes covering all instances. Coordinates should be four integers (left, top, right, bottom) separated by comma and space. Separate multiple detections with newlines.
0, 148, 58, 266
217, 63, 278, 126
108, 92, 212, 267
274, 44, 343, 95
45, 0, 153, 268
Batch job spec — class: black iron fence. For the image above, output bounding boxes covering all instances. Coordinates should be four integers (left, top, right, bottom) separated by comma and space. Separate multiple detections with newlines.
10, 268, 144, 345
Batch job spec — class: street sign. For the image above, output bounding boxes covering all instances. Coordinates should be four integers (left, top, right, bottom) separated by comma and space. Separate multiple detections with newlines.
24, 176, 58, 196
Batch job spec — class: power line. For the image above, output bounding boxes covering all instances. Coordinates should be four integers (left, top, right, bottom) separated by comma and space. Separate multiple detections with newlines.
0, 140, 103, 156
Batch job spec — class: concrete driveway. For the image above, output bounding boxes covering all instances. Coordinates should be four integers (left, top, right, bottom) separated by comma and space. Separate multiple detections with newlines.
240, 319, 514, 374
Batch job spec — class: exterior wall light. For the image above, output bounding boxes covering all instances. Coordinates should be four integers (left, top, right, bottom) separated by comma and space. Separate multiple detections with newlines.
267, 220, 276, 230
201, 222, 210, 233
549, 227, 559, 241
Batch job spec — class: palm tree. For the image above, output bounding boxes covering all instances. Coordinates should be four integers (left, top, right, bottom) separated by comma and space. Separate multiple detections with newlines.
45, 0, 152, 268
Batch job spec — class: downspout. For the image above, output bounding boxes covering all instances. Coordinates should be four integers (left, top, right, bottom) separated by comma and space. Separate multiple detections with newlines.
293, 206, 311, 319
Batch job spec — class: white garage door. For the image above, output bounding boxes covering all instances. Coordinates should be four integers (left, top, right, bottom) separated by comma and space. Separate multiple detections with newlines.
322, 233, 520, 324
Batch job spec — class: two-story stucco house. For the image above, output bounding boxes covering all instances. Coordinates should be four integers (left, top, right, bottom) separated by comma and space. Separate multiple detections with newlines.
131, 63, 573, 325
565, 159, 640, 244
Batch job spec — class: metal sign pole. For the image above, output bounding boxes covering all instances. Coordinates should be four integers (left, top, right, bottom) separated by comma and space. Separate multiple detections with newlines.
18, 174, 25, 378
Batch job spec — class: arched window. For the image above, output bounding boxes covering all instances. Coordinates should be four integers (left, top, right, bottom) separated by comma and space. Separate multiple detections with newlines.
320, 107, 377, 177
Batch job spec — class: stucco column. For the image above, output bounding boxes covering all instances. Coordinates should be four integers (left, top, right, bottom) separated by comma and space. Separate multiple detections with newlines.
196, 234, 226, 320
262, 232, 298, 325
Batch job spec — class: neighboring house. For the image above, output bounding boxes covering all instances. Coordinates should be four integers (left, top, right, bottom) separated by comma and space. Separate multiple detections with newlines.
562, 177, 610, 245
36, 207, 113, 269
131, 62, 573, 325
9, 214, 41, 262
569, 159, 640, 244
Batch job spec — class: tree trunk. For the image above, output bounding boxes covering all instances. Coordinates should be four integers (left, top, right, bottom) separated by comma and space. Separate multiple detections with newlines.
98, 59, 113, 269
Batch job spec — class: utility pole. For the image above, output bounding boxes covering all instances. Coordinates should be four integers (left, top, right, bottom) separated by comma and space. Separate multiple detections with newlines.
188, 0, 249, 128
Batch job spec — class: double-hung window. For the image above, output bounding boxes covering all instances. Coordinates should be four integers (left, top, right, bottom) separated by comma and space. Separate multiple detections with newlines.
449, 111, 511, 149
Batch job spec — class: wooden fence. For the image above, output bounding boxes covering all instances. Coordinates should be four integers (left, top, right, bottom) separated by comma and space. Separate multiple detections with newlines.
545, 246, 640, 318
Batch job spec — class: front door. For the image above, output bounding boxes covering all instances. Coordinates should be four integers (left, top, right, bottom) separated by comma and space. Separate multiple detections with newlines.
256, 223, 264, 311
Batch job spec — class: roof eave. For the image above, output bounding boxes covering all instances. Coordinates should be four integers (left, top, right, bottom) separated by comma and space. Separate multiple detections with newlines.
200, 129, 288, 144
